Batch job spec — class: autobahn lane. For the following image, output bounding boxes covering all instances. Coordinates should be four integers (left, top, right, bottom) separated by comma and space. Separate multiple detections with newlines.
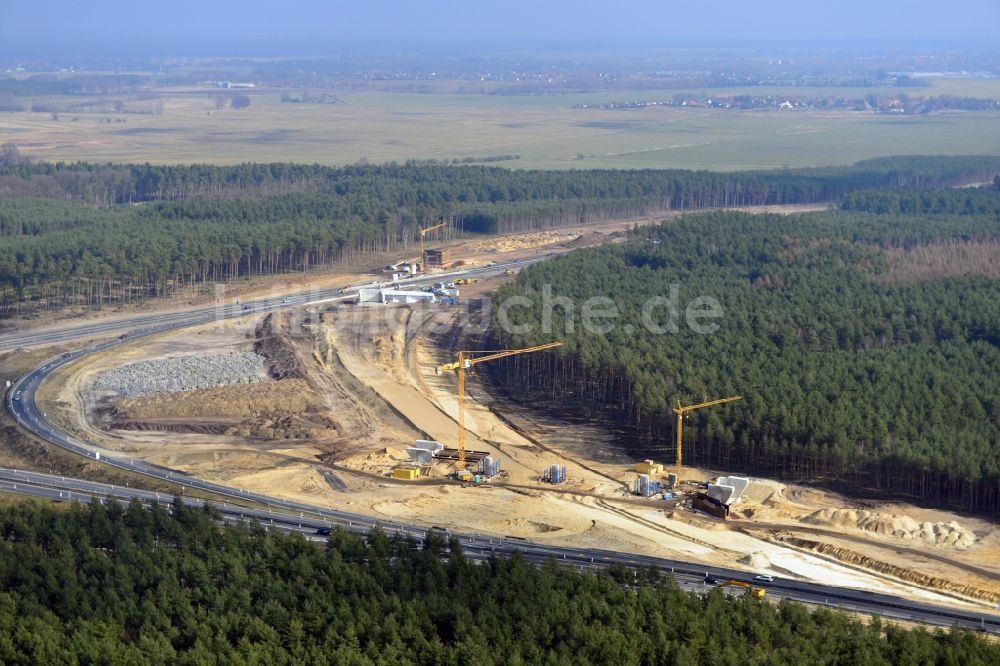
0, 258, 543, 350
1, 467, 999, 634
4, 257, 1000, 635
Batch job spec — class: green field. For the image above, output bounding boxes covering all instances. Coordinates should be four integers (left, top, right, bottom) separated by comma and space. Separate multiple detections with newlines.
2, 78, 999, 170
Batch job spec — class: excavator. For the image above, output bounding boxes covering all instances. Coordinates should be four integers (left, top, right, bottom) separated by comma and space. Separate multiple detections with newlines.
715, 579, 766, 599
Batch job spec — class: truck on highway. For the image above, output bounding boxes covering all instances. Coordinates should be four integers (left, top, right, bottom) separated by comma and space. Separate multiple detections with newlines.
717, 580, 766, 599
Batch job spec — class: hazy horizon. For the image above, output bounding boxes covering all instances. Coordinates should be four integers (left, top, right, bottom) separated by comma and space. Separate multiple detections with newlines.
3, 0, 999, 46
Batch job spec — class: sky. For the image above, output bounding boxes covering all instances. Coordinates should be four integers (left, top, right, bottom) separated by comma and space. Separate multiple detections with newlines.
2, 0, 998, 44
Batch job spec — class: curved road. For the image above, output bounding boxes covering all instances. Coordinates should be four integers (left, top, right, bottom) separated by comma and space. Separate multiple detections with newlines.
4, 263, 1000, 635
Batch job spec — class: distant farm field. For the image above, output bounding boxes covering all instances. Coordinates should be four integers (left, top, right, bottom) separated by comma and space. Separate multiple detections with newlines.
2, 78, 1000, 170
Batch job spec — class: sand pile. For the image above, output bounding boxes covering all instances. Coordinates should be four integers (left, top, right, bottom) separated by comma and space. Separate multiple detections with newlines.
563, 232, 606, 248
471, 231, 576, 253
742, 480, 786, 505
738, 551, 773, 570
500, 517, 563, 534
801, 509, 976, 548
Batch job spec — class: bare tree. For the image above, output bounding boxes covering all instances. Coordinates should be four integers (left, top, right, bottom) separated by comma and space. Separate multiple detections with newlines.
0, 143, 29, 166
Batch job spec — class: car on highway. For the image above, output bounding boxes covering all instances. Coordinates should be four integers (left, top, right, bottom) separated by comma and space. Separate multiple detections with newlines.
338, 285, 353, 294
704, 575, 719, 585
754, 574, 774, 583
315, 526, 332, 536
282, 298, 289, 303
12, 392, 21, 402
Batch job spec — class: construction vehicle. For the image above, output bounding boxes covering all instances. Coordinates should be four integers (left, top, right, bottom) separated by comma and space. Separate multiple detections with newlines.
673, 396, 742, 478
717, 580, 766, 599
454, 278, 478, 285
417, 222, 447, 270
436, 342, 561, 468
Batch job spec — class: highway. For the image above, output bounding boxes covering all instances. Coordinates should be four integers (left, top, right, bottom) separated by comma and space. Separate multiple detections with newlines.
0, 258, 543, 350
3, 260, 1000, 635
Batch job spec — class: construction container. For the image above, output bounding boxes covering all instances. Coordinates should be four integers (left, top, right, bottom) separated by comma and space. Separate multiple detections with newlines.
633, 474, 660, 498
424, 249, 448, 268
692, 493, 730, 519
666, 473, 678, 489
392, 467, 419, 480
543, 464, 567, 484
635, 459, 663, 475
480, 455, 501, 478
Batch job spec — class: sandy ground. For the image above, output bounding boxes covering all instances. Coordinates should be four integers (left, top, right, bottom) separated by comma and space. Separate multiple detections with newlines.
29, 212, 1000, 613
38, 291, 998, 613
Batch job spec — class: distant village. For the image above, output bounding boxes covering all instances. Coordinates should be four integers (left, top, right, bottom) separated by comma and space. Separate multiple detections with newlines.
575, 93, 1000, 114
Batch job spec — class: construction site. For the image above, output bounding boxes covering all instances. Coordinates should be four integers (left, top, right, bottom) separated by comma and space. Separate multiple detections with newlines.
27, 218, 1000, 618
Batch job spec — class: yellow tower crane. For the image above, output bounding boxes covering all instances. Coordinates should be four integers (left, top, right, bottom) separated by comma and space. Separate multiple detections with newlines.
436, 342, 562, 468
418, 222, 447, 271
673, 395, 742, 478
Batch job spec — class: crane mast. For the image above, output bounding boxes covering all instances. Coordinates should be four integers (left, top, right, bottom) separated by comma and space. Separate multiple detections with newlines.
437, 342, 561, 467
673, 396, 742, 478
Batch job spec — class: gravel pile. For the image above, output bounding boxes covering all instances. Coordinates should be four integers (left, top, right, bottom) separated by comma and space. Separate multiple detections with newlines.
93, 352, 267, 398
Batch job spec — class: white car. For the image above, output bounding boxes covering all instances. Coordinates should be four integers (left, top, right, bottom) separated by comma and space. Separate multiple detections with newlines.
754, 575, 774, 583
